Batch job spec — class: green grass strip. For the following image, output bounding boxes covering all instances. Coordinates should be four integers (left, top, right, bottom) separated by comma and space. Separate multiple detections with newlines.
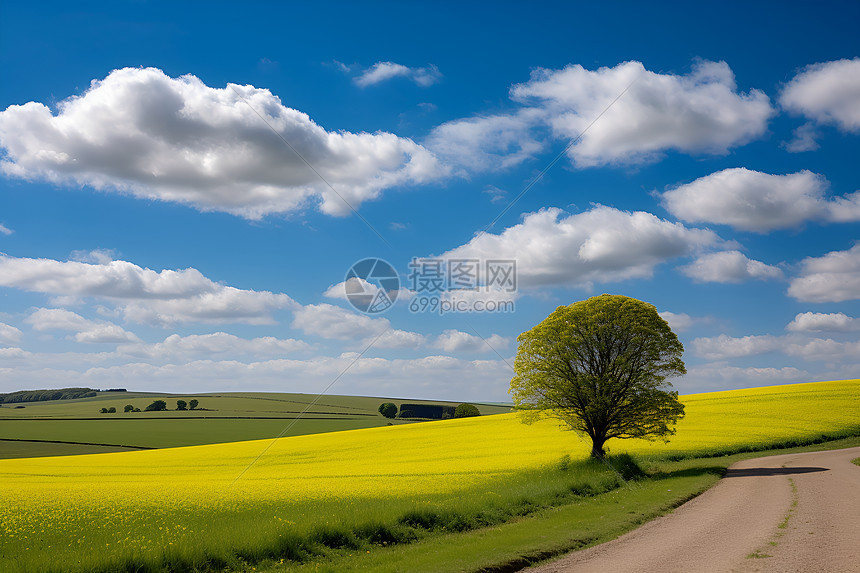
269, 436, 860, 573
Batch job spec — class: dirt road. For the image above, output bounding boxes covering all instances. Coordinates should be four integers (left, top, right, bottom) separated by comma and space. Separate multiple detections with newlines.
526, 446, 860, 573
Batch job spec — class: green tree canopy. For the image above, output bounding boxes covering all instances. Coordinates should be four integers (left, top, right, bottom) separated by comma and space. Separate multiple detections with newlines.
510, 294, 686, 458
176, 399, 187, 411
454, 403, 481, 418
143, 399, 167, 412
189, 399, 199, 410
378, 402, 398, 419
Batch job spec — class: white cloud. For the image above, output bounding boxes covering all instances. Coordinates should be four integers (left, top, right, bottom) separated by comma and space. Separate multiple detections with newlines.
510, 59, 773, 166
354, 62, 442, 88
117, 332, 311, 361
69, 248, 117, 264
692, 334, 782, 359
684, 363, 809, 392
694, 331, 860, 363
826, 191, 860, 223
0, 254, 295, 325
290, 303, 389, 340
122, 288, 295, 326
371, 329, 426, 349
783, 337, 860, 361
780, 58, 860, 132
427, 60, 772, 171
25, 308, 139, 343
0, 322, 22, 346
0, 223, 13, 235
659, 311, 694, 332
426, 109, 546, 172
0, 67, 444, 218
661, 168, 859, 232
783, 122, 820, 153
787, 312, 860, 332
441, 206, 720, 289
432, 330, 509, 353
681, 250, 783, 283
788, 243, 860, 303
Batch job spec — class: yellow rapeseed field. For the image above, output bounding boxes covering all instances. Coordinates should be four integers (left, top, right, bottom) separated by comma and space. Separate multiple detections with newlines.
1, 380, 857, 571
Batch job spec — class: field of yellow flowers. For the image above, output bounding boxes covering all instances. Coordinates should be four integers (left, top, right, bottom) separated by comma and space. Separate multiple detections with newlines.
1, 380, 857, 573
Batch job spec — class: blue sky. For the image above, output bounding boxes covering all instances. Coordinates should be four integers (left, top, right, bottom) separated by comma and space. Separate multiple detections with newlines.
1, 1, 859, 401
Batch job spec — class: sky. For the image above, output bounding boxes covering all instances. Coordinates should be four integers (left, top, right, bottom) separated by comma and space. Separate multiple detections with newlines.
1, 1, 859, 401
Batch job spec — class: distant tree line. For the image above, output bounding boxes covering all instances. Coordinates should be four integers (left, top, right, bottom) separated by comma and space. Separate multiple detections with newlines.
0, 388, 98, 404
378, 402, 480, 420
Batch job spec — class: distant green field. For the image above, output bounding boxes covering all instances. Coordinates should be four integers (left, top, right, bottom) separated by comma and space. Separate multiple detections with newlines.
0, 440, 138, 459
0, 391, 511, 457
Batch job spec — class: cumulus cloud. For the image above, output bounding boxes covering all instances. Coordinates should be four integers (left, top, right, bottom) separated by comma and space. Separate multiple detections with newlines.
355, 62, 442, 88
0, 322, 22, 346
0, 254, 294, 325
783, 122, 821, 153
684, 364, 809, 391
780, 58, 860, 132
69, 248, 117, 264
25, 308, 139, 343
694, 331, 860, 363
441, 206, 720, 289
661, 168, 860, 232
783, 337, 860, 361
826, 191, 860, 223
432, 330, 509, 353
0, 223, 13, 235
291, 303, 384, 339
511, 59, 773, 166
117, 332, 311, 360
426, 109, 547, 172
371, 329, 426, 349
692, 334, 782, 360
681, 251, 783, 284
427, 60, 772, 171
0, 67, 443, 218
788, 243, 860, 303
787, 312, 860, 332
659, 311, 695, 332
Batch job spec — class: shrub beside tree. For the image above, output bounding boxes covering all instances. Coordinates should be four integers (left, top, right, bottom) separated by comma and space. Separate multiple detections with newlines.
124, 404, 134, 413
189, 399, 199, 410
454, 403, 481, 418
176, 400, 187, 411
378, 402, 398, 419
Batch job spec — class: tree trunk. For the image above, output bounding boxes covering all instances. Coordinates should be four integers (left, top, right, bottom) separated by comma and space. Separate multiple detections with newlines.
590, 435, 606, 459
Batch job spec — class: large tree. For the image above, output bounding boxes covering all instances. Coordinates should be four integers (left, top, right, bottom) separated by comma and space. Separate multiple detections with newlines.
510, 294, 686, 458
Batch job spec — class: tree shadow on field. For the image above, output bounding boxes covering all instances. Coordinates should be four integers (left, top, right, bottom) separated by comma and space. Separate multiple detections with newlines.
725, 466, 828, 478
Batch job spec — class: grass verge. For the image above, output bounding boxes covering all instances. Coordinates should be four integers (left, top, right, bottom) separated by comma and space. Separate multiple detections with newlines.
263, 436, 860, 573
